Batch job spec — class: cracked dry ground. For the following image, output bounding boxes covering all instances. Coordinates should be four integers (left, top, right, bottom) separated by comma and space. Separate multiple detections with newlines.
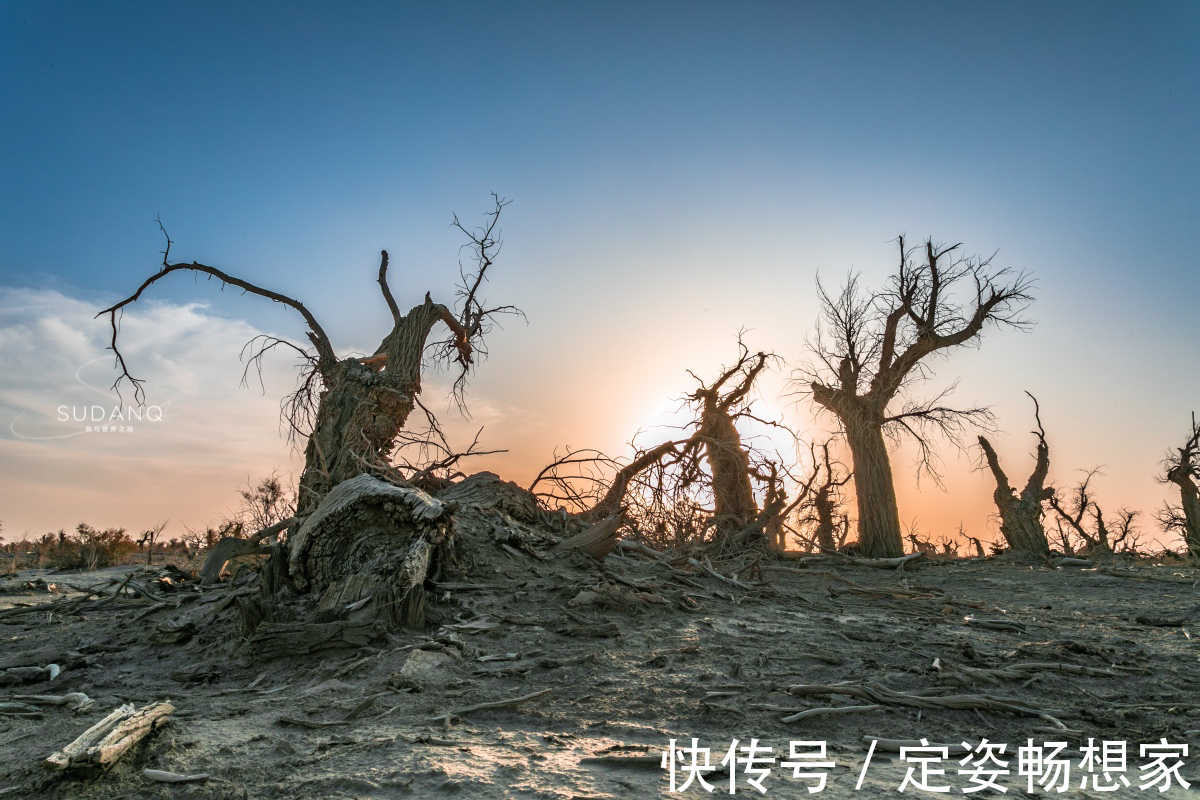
2, 555, 1199, 799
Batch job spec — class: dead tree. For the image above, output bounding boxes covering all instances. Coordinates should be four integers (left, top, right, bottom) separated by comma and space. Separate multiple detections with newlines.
531, 343, 787, 552
801, 238, 1033, 557
784, 440, 851, 553
1048, 469, 1139, 555
1160, 413, 1200, 557
689, 346, 770, 541
977, 392, 1053, 555
100, 197, 517, 523
137, 520, 169, 567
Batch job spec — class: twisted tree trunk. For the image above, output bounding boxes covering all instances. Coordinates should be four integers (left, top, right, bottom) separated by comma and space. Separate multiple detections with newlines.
699, 394, 758, 542
297, 296, 454, 516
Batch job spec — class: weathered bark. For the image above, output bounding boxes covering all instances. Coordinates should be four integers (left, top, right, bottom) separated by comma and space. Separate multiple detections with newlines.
842, 410, 904, 558
297, 296, 462, 516
281, 471, 558, 631
553, 510, 625, 561
978, 411, 1052, 555
698, 395, 759, 541
250, 620, 380, 660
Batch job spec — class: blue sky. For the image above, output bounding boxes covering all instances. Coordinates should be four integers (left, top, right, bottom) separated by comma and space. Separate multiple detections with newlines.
2, 2, 1198, 546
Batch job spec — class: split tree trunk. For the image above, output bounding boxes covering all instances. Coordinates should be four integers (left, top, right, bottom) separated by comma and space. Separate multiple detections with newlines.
978, 435, 1051, 555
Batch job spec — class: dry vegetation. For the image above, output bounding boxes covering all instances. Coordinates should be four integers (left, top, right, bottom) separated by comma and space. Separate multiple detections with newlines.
2, 207, 1198, 797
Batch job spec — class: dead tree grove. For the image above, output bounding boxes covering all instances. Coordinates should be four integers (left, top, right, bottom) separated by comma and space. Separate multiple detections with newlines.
1049, 469, 1140, 556
977, 392, 1053, 555
802, 238, 1033, 558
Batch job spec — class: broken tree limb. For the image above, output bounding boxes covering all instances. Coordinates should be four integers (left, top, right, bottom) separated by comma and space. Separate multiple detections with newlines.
935, 659, 1123, 686
614, 540, 669, 561
779, 552, 925, 569
143, 769, 210, 784
781, 704, 883, 723
864, 737, 973, 756
250, 620, 380, 660
553, 510, 625, 561
429, 688, 553, 723
45, 701, 174, 770
786, 682, 1066, 729
200, 517, 297, 585
687, 558, 752, 591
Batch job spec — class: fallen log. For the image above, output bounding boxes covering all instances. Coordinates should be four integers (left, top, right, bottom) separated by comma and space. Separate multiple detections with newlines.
45, 701, 174, 770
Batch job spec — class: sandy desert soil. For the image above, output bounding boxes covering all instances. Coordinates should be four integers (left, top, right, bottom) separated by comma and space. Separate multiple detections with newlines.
2, 552, 1199, 799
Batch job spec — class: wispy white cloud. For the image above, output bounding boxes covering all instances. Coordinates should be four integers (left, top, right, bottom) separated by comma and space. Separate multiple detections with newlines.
0, 287, 305, 538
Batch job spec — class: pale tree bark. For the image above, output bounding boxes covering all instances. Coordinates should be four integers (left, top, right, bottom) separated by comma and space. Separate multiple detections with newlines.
977, 392, 1052, 555
804, 238, 1033, 557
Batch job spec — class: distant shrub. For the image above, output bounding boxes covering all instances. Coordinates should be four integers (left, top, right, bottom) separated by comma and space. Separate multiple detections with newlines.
44, 523, 136, 570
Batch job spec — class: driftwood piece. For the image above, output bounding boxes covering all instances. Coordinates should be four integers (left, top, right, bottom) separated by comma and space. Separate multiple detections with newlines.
779, 552, 925, 569
1099, 566, 1200, 585
45, 701, 174, 770
0, 664, 59, 686
10, 693, 94, 712
781, 704, 883, 723
688, 558, 752, 591
964, 617, 1025, 632
1131, 603, 1200, 628
935, 659, 1122, 686
250, 620, 379, 660
430, 688, 553, 723
787, 682, 1066, 729
143, 769, 210, 783
200, 517, 296, 585
0, 647, 61, 670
